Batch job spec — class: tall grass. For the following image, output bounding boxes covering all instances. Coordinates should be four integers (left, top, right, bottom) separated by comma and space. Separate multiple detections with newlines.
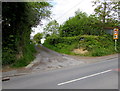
12, 43, 36, 67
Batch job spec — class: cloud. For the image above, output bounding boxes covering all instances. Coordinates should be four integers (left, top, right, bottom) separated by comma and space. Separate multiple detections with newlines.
51, 0, 95, 24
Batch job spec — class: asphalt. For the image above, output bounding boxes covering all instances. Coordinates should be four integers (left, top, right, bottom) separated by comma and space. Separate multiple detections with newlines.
2, 57, 118, 89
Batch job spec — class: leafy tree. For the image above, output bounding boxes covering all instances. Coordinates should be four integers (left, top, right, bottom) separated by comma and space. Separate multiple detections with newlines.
118, 1, 120, 21
92, 0, 120, 35
33, 33, 43, 44
43, 20, 59, 37
2, 2, 52, 66
60, 11, 103, 37
92, 0, 119, 24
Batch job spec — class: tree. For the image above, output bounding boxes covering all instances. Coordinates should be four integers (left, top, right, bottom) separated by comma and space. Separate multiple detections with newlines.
33, 33, 43, 44
92, 0, 119, 24
43, 20, 59, 37
2, 2, 52, 66
117, 1, 120, 22
60, 11, 103, 37
92, 0, 120, 34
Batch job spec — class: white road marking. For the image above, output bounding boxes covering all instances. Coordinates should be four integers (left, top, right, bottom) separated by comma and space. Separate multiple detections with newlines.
58, 69, 112, 86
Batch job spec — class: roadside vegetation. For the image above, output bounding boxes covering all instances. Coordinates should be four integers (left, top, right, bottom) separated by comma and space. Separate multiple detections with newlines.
33, 33, 43, 44
43, 1, 120, 57
2, 2, 52, 67
2, 1, 120, 68
43, 34, 118, 56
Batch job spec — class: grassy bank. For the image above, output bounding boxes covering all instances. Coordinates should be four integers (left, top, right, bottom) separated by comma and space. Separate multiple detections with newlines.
43, 35, 119, 57
3, 43, 36, 68
12, 43, 36, 67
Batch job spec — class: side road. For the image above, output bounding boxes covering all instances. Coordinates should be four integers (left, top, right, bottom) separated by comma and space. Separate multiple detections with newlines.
2, 45, 118, 78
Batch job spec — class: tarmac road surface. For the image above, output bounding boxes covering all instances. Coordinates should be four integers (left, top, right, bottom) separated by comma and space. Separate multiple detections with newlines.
3, 56, 118, 89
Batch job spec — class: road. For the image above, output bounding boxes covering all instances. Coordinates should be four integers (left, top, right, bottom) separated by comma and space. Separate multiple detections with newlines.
3, 56, 118, 89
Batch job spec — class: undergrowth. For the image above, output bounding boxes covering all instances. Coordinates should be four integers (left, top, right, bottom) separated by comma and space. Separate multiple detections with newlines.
11, 43, 36, 67
43, 35, 118, 57
2, 43, 36, 68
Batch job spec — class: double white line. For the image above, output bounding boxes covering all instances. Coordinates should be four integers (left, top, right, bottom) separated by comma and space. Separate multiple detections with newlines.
58, 69, 112, 86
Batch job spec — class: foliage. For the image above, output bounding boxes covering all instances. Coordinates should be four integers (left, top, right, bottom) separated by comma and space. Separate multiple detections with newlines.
33, 33, 43, 44
91, 47, 114, 56
43, 42, 77, 55
45, 35, 82, 45
117, 34, 120, 52
78, 35, 116, 56
2, 48, 16, 66
43, 2, 120, 57
2, 2, 52, 66
12, 43, 36, 67
92, 0, 119, 25
43, 20, 59, 37
59, 11, 104, 37
44, 34, 118, 56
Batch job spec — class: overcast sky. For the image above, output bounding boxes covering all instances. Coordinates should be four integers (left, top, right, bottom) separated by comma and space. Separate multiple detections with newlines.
31, 0, 95, 37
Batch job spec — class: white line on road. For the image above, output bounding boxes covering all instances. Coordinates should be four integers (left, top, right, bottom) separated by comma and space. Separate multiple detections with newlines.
58, 69, 112, 86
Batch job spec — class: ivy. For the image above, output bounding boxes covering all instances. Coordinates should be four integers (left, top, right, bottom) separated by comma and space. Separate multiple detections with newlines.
2, 2, 52, 66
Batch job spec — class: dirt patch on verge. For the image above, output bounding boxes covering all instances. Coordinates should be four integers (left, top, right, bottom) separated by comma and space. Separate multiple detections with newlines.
73, 48, 88, 54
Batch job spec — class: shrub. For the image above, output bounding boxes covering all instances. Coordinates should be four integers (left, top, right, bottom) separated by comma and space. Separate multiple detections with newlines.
44, 34, 117, 57
2, 48, 16, 66
91, 47, 115, 56
12, 43, 36, 67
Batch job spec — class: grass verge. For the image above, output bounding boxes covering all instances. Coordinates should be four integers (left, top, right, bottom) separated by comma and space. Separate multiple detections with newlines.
11, 43, 36, 68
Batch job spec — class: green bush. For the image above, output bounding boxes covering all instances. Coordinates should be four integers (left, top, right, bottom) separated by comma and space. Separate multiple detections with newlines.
91, 47, 115, 56
46, 35, 81, 45
44, 34, 117, 57
12, 43, 36, 67
116, 38, 120, 53
2, 48, 16, 66
43, 41, 77, 55
78, 35, 116, 56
